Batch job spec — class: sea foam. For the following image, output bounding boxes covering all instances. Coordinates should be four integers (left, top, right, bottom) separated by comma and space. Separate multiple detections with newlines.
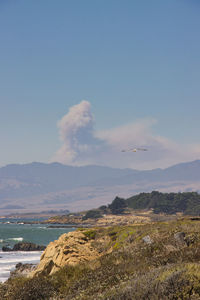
0, 237, 24, 243
0, 251, 42, 282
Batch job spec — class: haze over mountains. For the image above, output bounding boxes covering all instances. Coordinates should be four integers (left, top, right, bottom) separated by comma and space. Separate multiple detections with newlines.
0, 160, 200, 213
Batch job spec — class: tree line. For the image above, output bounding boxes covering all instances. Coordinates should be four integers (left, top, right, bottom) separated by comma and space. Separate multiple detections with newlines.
83, 191, 200, 219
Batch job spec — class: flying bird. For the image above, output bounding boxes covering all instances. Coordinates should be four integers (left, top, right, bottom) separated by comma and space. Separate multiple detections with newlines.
121, 148, 148, 152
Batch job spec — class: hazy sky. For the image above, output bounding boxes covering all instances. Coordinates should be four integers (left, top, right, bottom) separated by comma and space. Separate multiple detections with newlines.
1, 0, 200, 169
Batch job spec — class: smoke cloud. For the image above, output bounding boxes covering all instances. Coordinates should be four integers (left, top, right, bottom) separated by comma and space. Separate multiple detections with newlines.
52, 100, 200, 169
52, 100, 103, 165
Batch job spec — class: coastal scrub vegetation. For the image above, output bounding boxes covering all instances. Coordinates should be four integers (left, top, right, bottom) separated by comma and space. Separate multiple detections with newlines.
82, 209, 103, 220
2, 218, 200, 299
126, 191, 200, 215
82, 197, 127, 220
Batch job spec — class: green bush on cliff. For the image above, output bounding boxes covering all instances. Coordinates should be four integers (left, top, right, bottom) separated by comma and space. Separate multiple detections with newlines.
82, 229, 96, 239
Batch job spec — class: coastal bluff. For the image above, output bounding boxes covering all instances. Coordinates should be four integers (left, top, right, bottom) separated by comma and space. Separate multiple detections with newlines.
30, 229, 107, 277
3, 218, 200, 299
31, 213, 152, 278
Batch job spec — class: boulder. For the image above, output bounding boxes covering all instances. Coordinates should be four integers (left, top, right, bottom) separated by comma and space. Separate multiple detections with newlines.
142, 235, 153, 244
2, 242, 46, 252
10, 263, 36, 278
2, 245, 12, 251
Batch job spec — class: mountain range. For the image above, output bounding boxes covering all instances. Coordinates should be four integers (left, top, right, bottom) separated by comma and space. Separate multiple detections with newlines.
0, 160, 200, 213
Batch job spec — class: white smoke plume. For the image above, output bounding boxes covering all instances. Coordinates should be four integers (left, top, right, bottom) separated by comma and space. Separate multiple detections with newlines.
52, 100, 200, 169
52, 100, 102, 165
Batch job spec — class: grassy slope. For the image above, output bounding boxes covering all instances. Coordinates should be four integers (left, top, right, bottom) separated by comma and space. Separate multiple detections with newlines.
2, 218, 200, 299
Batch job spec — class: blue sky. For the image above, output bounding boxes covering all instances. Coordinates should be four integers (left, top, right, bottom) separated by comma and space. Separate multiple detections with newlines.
0, 0, 200, 169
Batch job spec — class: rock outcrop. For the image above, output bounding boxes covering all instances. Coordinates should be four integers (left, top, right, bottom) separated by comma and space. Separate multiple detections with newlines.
2, 242, 46, 252
30, 230, 103, 277
10, 263, 36, 278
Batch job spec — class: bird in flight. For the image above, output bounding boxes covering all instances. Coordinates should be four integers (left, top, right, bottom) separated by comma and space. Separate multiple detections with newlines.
121, 148, 148, 152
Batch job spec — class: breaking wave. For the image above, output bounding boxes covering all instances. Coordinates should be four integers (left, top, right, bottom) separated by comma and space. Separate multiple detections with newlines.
0, 237, 24, 243
8, 237, 23, 242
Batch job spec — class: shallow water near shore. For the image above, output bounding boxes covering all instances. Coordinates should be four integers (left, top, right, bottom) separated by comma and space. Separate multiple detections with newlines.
0, 218, 75, 282
0, 251, 42, 282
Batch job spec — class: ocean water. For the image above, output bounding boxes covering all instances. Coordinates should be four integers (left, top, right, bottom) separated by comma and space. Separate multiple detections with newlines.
0, 251, 42, 283
0, 219, 75, 282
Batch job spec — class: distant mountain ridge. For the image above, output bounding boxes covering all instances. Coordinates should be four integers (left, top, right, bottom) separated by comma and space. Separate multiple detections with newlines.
0, 160, 200, 213
0, 162, 136, 198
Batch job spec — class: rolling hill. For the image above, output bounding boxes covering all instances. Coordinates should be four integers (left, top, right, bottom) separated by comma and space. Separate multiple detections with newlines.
0, 160, 200, 213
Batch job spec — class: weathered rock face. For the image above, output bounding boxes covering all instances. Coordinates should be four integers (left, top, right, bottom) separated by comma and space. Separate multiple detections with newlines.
30, 230, 102, 277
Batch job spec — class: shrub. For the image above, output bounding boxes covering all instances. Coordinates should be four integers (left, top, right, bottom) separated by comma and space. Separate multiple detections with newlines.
3, 276, 55, 300
108, 197, 127, 214
82, 229, 97, 239
82, 210, 103, 220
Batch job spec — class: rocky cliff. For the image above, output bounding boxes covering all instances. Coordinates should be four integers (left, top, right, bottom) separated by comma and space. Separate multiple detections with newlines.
31, 229, 109, 277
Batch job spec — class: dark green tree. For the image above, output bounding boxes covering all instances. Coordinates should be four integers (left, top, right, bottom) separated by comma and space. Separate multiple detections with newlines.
82, 209, 103, 220
108, 197, 127, 214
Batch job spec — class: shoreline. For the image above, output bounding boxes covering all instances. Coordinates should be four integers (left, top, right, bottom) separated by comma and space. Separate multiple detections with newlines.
0, 250, 42, 283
